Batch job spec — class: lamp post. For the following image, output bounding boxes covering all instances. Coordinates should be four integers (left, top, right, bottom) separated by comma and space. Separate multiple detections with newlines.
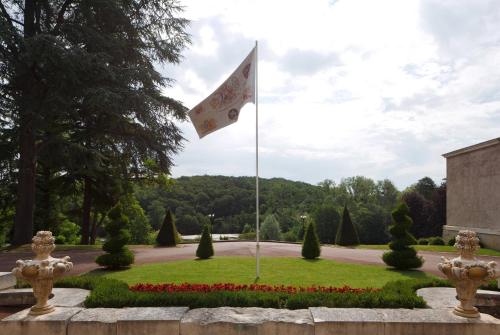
300, 215, 307, 240
207, 213, 215, 237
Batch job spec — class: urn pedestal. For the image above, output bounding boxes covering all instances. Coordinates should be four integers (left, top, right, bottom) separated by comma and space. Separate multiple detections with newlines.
438, 230, 498, 318
11, 231, 73, 315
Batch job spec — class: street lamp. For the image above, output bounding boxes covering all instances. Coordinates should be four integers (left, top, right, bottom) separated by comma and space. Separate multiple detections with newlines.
207, 213, 215, 237
300, 215, 307, 239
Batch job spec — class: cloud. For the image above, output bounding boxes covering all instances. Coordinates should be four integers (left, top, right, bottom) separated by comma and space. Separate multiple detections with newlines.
164, 0, 500, 189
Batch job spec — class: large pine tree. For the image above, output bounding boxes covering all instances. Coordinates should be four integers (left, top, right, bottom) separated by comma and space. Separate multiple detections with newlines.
0, 1, 190, 244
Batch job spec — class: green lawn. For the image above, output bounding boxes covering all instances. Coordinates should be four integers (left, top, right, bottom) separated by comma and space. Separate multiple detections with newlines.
356, 244, 500, 256
95, 256, 434, 288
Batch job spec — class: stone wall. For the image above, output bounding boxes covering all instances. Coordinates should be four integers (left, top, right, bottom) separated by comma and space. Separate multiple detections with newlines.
444, 140, 500, 250
2, 305, 500, 335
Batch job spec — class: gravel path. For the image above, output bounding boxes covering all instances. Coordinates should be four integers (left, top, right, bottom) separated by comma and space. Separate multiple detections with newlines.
1, 241, 499, 277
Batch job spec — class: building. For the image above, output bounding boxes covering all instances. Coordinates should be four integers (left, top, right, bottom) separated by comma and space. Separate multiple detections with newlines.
442, 138, 500, 250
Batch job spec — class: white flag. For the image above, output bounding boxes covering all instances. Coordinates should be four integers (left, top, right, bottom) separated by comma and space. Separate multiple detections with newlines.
188, 47, 256, 138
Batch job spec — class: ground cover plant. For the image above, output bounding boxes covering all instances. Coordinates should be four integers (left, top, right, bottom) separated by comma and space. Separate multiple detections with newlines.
96, 257, 433, 287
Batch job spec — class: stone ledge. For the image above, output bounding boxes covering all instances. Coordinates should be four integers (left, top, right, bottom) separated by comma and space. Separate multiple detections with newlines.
0, 272, 16, 290
67, 307, 188, 335
180, 307, 314, 335
1, 307, 83, 335
310, 307, 500, 335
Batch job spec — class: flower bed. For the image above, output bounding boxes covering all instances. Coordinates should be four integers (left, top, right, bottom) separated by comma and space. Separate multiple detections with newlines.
129, 283, 380, 294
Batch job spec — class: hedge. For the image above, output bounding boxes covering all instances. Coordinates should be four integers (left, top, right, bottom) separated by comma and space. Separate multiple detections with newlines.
25, 275, 494, 309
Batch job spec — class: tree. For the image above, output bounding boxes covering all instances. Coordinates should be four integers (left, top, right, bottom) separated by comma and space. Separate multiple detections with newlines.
414, 177, 437, 201
156, 209, 178, 247
382, 203, 423, 270
196, 224, 214, 259
301, 222, 321, 259
95, 203, 134, 269
402, 191, 433, 238
335, 205, 360, 246
260, 214, 281, 240
312, 204, 340, 244
1, 1, 190, 245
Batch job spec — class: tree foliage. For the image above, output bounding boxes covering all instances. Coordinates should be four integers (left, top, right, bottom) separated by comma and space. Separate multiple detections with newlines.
260, 214, 281, 240
196, 224, 214, 259
95, 203, 134, 269
301, 222, 321, 259
0, 0, 190, 245
335, 205, 360, 246
156, 209, 178, 247
382, 203, 423, 270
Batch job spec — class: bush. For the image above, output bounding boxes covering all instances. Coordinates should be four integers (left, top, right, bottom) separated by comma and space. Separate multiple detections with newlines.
50, 275, 459, 309
282, 230, 298, 242
382, 203, 423, 270
447, 237, 456, 246
239, 232, 256, 240
96, 204, 134, 269
156, 209, 179, 247
417, 238, 428, 245
196, 224, 214, 259
428, 236, 445, 245
335, 205, 360, 246
302, 222, 321, 259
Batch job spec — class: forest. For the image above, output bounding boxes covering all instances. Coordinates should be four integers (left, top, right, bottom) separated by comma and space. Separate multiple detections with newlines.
0, 173, 446, 246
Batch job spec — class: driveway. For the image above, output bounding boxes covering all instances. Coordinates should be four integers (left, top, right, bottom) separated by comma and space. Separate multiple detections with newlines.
1, 241, 499, 277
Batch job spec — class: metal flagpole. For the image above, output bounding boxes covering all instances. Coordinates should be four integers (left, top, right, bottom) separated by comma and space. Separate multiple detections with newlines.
255, 40, 260, 279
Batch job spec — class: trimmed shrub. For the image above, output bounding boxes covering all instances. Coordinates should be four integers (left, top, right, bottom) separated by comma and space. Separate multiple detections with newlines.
428, 236, 445, 245
156, 209, 178, 247
417, 238, 429, 245
335, 205, 360, 246
447, 237, 456, 246
382, 203, 423, 270
302, 222, 321, 259
96, 204, 134, 269
196, 224, 214, 259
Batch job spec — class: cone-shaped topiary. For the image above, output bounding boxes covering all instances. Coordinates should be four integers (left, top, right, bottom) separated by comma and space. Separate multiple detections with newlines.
196, 224, 214, 259
335, 205, 360, 246
302, 221, 321, 259
382, 203, 423, 269
156, 209, 178, 247
96, 203, 134, 269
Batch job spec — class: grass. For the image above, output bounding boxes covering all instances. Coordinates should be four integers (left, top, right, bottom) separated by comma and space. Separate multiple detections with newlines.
356, 244, 500, 256
92, 256, 434, 288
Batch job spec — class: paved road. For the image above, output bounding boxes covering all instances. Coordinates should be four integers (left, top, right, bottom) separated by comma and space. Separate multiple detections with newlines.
2, 242, 499, 277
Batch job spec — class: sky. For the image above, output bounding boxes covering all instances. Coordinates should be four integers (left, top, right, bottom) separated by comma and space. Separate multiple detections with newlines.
161, 0, 500, 189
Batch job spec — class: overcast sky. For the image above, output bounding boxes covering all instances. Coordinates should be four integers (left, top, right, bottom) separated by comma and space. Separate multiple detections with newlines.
162, 0, 500, 189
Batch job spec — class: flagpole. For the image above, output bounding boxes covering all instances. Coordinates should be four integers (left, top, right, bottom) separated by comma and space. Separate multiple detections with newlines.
255, 40, 260, 279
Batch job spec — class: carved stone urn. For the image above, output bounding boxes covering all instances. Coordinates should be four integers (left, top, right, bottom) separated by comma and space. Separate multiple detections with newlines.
11, 231, 73, 315
438, 230, 498, 318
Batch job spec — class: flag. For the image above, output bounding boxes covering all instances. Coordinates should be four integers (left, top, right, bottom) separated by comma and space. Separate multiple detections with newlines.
188, 47, 256, 138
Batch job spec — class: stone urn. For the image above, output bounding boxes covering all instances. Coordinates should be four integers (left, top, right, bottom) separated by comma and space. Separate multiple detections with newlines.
11, 231, 73, 315
438, 230, 498, 318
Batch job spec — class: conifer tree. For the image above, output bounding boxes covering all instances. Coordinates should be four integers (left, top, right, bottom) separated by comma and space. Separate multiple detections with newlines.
95, 203, 134, 269
382, 203, 423, 269
196, 224, 214, 259
302, 221, 321, 259
156, 209, 178, 247
335, 205, 360, 246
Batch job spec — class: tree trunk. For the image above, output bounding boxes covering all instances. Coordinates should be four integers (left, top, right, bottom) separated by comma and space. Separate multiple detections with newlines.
12, 117, 37, 245
12, 0, 38, 246
80, 177, 92, 244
